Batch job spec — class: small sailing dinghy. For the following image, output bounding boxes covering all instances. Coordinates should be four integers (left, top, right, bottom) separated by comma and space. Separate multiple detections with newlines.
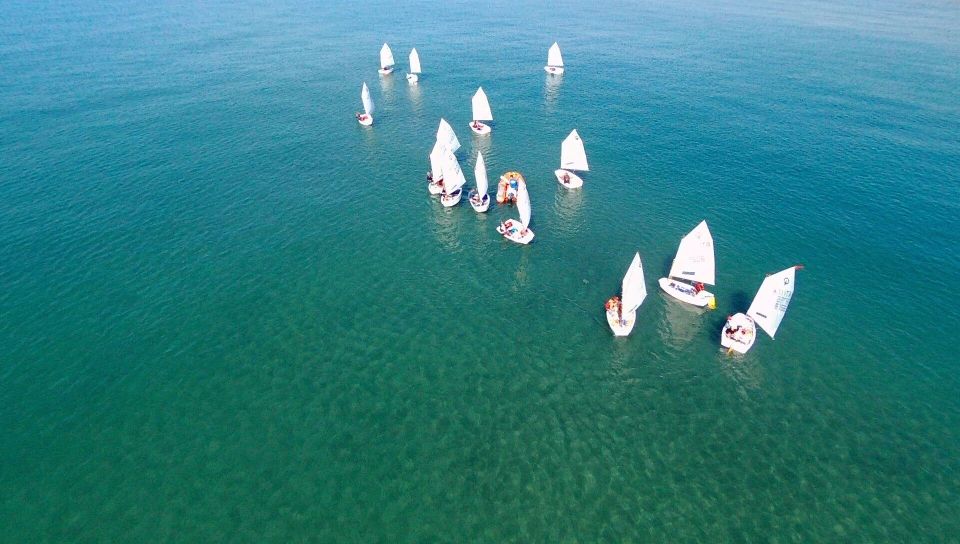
469, 151, 490, 212
356, 82, 374, 126
406, 48, 421, 83
469, 87, 493, 135
428, 141, 445, 195
544, 42, 564, 75
497, 178, 534, 244
658, 221, 717, 308
554, 129, 588, 188
721, 265, 802, 354
440, 148, 466, 207
605, 253, 647, 336
378, 43, 395, 75
436, 118, 461, 154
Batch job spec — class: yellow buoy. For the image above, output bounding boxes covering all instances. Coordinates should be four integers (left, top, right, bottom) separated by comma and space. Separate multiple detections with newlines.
707, 297, 717, 310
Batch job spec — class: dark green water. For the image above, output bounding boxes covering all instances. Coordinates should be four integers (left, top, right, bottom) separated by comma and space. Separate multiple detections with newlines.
2, 0, 959, 541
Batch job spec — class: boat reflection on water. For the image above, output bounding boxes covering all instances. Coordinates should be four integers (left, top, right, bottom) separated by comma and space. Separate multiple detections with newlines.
407, 81, 422, 114
511, 249, 530, 293
552, 188, 584, 237
658, 297, 706, 350
717, 349, 764, 398
430, 200, 465, 253
544, 73, 562, 112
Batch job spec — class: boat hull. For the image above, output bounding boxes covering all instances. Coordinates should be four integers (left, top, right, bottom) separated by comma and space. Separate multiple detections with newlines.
658, 278, 715, 308
440, 188, 462, 207
720, 313, 757, 354
544, 66, 565, 75
379, 67, 394, 75
469, 121, 491, 135
357, 114, 373, 126
554, 169, 583, 188
406, 73, 419, 84
497, 219, 534, 244
428, 180, 444, 195
469, 192, 490, 212
606, 308, 637, 336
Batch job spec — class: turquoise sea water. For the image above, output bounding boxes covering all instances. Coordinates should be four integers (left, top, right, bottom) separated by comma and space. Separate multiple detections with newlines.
2, 0, 959, 541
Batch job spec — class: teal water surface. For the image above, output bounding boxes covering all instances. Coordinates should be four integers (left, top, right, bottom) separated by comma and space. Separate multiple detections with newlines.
2, 0, 959, 541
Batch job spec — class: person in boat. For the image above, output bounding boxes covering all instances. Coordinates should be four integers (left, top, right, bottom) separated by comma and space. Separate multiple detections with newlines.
694, 282, 704, 293
562, 172, 570, 184
355, 112, 362, 121
427, 171, 433, 182
472, 121, 481, 130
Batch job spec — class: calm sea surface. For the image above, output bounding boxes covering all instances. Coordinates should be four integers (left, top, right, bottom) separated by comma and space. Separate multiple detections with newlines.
2, 0, 959, 541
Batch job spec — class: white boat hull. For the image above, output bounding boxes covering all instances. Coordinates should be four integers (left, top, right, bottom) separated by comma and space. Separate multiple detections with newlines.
428, 180, 444, 195
440, 188, 462, 207
606, 308, 637, 336
497, 219, 534, 244
357, 114, 373, 126
406, 73, 418, 84
544, 66, 565, 75
469, 121, 491, 135
554, 169, 583, 188
379, 67, 394, 75
658, 278, 715, 308
469, 192, 490, 212
720, 313, 757, 354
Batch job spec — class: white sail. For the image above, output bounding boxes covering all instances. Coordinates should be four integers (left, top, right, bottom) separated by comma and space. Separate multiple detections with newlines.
429, 141, 445, 180
361, 82, 373, 115
747, 266, 797, 338
408, 48, 421, 74
474, 151, 488, 195
517, 183, 531, 228
471, 87, 493, 121
621, 253, 647, 313
560, 129, 588, 171
668, 220, 715, 285
380, 43, 395, 68
547, 42, 563, 67
436, 118, 461, 153
442, 148, 466, 193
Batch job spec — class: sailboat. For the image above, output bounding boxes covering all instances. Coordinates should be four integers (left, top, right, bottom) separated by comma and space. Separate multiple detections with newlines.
440, 148, 466, 207
469, 151, 490, 212
436, 118, 461, 154
554, 129, 588, 188
356, 82, 374, 126
497, 180, 534, 244
721, 265, 802, 354
658, 221, 717, 308
406, 48, 421, 84
606, 253, 647, 336
427, 141, 445, 195
378, 43, 395, 75
469, 87, 493, 135
544, 42, 564, 75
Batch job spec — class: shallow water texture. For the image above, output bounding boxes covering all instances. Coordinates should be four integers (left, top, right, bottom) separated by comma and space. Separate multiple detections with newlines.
2, 0, 959, 541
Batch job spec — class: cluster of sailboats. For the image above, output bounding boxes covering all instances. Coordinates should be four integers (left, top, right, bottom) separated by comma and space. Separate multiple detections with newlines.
604, 220, 802, 353
356, 42, 562, 127
355, 42, 801, 353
